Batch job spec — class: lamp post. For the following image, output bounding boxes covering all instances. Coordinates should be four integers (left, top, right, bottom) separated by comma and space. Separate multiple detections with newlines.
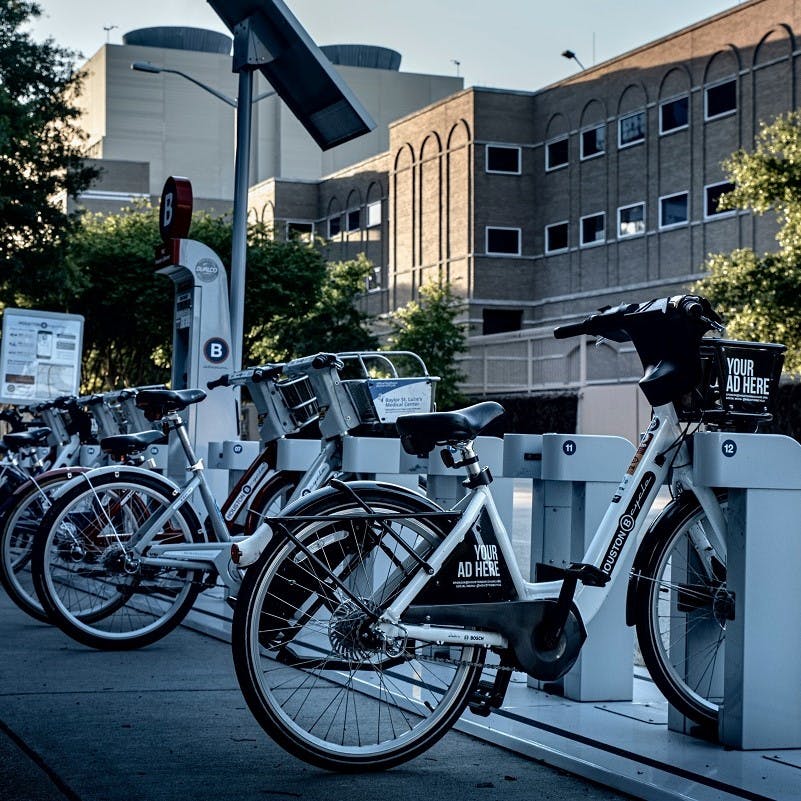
131, 61, 275, 373
561, 49, 586, 70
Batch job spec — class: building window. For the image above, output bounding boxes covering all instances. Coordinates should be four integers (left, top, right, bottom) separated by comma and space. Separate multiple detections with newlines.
327, 216, 341, 238
545, 221, 569, 253
346, 209, 361, 231
619, 111, 645, 148
705, 181, 736, 218
367, 265, 382, 291
618, 203, 645, 238
580, 212, 605, 246
659, 192, 689, 228
705, 78, 737, 120
486, 226, 521, 255
660, 96, 689, 134
486, 144, 521, 174
366, 201, 381, 228
580, 124, 605, 160
286, 221, 314, 241
482, 309, 523, 335
545, 136, 568, 170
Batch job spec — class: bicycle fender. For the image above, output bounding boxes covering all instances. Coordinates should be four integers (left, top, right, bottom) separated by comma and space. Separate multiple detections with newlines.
232, 480, 438, 568
5, 466, 91, 501
44, 464, 182, 503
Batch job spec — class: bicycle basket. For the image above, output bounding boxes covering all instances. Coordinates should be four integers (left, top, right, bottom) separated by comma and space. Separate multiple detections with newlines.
676, 339, 786, 428
275, 375, 320, 427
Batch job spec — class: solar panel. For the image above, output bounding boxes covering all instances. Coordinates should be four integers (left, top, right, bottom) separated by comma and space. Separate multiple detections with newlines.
207, 0, 376, 150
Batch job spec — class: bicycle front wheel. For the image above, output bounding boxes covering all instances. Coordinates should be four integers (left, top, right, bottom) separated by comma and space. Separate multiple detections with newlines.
232, 484, 485, 771
243, 471, 299, 532
33, 470, 205, 650
0, 470, 85, 622
634, 491, 728, 728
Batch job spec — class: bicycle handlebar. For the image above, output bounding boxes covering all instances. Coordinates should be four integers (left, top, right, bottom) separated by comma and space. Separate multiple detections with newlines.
553, 295, 721, 342
207, 364, 285, 390
553, 295, 727, 409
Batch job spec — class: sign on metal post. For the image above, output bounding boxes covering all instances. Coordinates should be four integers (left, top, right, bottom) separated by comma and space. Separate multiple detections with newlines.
0, 309, 84, 404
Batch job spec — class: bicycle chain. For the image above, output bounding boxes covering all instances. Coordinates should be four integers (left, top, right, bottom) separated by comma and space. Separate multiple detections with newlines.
423, 653, 515, 671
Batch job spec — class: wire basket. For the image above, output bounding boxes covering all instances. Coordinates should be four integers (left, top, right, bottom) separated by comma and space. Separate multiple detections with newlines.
676, 339, 786, 428
276, 374, 320, 427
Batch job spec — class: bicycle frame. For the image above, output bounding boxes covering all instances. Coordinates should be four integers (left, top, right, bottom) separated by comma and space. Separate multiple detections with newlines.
377, 402, 727, 649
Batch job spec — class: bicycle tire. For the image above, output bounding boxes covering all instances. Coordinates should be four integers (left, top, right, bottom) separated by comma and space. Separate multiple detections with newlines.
232, 482, 485, 772
0, 469, 87, 622
33, 469, 205, 650
243, 471, 299, 533
633, 491, 728, 728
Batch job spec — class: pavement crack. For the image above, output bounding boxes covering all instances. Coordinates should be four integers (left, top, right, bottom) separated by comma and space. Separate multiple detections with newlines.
0, 716, 84, 801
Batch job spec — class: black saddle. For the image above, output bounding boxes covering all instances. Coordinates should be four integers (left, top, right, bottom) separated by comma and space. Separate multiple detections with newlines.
3, 427, 52, 449
396, 402, 504, 457
135, 388, 206, 421
100, 429, 167, 458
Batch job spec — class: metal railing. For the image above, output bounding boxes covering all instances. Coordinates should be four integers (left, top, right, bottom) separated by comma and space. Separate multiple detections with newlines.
459, 327, 641, 396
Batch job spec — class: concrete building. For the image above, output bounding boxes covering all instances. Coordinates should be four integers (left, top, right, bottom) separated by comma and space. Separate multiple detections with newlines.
70, 26, 462, 211
252, 0, 799, 437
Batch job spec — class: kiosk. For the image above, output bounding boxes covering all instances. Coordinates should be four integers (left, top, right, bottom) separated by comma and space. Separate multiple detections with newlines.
155, 177, 238, 499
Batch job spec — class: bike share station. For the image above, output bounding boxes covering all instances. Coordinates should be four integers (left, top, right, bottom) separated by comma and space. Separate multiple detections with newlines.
152, 183, 801, 797
144, 0, 801, 790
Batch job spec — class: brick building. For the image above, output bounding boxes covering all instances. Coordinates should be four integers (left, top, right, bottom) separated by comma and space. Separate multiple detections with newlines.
251, 0, 799, 430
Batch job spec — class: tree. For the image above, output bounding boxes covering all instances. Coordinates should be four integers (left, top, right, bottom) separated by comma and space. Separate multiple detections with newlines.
0, 1, 98, 308
62, 206, 376, 390
384, 281, 467, 410
694, 111, 801, 371
250, 251, 377, 362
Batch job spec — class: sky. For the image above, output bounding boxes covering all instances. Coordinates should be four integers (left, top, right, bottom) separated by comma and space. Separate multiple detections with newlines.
28, 0, 745, 92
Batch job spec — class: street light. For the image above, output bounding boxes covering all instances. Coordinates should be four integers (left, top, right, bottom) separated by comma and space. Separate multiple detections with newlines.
131, 61, 277, 106
561, 49, 586, 70
131, 61, 275, 374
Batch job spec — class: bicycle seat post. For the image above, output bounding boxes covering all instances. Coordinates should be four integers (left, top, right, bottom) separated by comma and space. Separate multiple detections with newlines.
441, 440, 484, 481
165, 412, 202, 470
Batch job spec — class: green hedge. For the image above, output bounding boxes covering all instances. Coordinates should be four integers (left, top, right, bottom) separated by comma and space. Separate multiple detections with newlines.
467, 393, 578, 437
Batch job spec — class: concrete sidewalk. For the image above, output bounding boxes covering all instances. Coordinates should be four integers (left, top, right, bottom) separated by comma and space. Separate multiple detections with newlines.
0, 594, 630, 801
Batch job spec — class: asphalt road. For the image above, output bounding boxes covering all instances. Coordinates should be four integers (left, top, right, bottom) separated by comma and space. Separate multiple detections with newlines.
0, 593, 634, 801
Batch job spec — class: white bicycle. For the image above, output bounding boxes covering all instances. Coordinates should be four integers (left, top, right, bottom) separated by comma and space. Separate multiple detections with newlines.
230, 294, 785, 771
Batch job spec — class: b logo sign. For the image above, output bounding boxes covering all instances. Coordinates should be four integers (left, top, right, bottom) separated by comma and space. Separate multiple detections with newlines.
203, 337, 230, 364
159, 176, 193, 242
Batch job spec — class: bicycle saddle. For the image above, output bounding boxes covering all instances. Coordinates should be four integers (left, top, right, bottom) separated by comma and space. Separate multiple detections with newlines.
3, 427, 52, 448
135, 388, 206, 421
396, 401, 504, 456
100, 429, 167, 458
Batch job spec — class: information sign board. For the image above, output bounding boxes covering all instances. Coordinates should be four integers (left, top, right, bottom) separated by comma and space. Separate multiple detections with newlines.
0, 309, 84, 404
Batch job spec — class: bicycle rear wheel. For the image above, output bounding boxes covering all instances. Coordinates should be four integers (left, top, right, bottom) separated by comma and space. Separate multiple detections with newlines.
33, 470, 204, 649
232, 484, 485, 771
634, 491, 728, 728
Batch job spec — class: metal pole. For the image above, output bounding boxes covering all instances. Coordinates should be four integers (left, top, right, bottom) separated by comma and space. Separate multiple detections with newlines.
230, 68, 254, 373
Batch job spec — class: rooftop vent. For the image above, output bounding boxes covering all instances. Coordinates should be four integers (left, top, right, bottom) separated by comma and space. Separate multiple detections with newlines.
320, 44, 401, 71
123, 27, 232, 55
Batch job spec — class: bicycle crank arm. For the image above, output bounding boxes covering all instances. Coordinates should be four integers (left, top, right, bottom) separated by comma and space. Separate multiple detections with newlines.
379, 621, 508, 649
230, 524, 274, 567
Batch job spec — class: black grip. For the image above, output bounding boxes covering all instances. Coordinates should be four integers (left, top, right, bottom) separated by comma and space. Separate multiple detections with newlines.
206, 375, 230, 390
554, 320, 590, 339
311, 353, 343, 370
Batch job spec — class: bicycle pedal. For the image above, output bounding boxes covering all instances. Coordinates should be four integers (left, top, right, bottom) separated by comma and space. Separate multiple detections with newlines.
468, 670, 513, 717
